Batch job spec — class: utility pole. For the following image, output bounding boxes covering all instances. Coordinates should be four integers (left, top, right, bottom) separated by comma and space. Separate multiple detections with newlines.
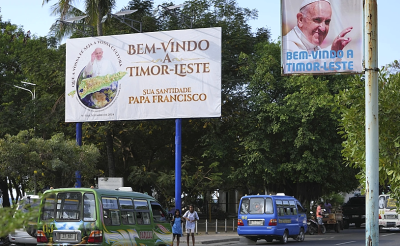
365, 0, 379, 245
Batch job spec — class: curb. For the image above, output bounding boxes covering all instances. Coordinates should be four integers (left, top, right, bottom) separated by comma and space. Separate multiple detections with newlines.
201, 238, 240, 244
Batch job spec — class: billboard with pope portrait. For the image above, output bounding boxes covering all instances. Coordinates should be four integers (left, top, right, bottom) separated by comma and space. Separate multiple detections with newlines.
281, 0, 363, 75
65, 27, 221, 122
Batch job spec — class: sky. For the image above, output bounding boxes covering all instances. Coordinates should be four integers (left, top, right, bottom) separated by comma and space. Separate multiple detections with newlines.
0, 0, 397, 67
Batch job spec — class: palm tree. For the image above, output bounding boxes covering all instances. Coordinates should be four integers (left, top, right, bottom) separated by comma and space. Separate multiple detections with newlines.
42, 0, 116, 37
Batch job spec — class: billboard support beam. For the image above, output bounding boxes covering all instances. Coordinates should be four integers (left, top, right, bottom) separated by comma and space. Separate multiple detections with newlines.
365, 0, 379, 245
175, 119, 182, 211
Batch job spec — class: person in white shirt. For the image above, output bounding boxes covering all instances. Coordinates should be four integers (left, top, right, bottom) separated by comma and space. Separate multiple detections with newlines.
182, 205, 199, 246
283, 0, 353, 73
84, 48, 116, 77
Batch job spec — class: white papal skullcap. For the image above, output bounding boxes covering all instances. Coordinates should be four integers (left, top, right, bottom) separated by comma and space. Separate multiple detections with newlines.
300, 0, 331, 10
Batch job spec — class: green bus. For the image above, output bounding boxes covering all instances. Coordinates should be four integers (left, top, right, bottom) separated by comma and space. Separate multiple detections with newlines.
36, 188, 172, 246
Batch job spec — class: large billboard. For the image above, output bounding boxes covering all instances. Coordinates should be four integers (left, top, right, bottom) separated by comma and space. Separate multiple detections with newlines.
65, 27, 221, 122
281, 0, 363, 75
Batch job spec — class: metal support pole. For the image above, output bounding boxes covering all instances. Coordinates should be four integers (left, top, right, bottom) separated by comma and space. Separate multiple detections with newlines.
233, 218, 235, 232
225, 219, 227, 233
195, 221, 198, 235
365, 1, 379, 245
175, 119, 182, 211
215, 219, 218, 234
206, 219, 208, 234
75, 123, 82, 188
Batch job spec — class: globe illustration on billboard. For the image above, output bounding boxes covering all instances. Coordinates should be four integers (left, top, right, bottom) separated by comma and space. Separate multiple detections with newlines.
76, 67, 126, 109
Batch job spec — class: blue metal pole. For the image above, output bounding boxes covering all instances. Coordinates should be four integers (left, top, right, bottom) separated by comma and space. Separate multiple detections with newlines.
365, 0, 379, 245
175, 119, 182, 211
75, 123, 82, 188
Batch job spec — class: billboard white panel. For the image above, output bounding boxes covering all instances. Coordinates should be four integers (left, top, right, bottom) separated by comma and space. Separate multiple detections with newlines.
65, 27, 221, 122
281, 0, 363, 75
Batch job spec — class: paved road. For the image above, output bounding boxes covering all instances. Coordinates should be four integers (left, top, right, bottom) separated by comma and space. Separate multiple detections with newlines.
217, 227, 400, 246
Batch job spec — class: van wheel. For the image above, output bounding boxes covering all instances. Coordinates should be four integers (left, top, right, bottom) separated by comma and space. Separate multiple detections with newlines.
280, 230, 288, 244
296, 228, 305, 242
343, 220, 349, 229
266, 238, 273, 242
355, 222, 362, 228
379, 226, 384, 233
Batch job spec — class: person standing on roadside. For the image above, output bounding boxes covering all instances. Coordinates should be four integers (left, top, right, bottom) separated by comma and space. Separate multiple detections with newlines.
182, 205, 199, 246
171, 209, 183, 246
316, 202, 324, 234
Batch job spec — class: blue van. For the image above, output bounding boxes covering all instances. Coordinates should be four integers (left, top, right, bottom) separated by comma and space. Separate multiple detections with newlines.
237, 193, 307, 244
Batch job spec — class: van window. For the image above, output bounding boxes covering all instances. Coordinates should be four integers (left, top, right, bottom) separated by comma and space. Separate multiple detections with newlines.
83, 193, 96, 221
151, 202, 167, 222
387, 198, 397, 209
240, 199, 250, 214
297, 201, 306, 213
134, 199, 149, 210
289, 200, 297, 215
265, 198, 273, 214
249, 198, 264, 214
42, 195, 56, 220
102, 197, 120, 226
119, 198, 135, 225
276, 200, 284, 216
134, 199, 150, 225
56, 192, 81, 221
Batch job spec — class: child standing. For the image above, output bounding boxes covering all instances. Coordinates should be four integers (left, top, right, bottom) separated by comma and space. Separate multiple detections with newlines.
171, 209, 183, 246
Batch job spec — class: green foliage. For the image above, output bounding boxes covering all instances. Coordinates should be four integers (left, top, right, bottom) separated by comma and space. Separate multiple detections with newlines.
337, 70, 400, 204
0, 130, 101, 191
0, 204, 40, 237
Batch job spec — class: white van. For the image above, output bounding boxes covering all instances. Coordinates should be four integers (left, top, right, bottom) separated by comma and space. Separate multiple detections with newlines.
8, 195, 40, 246
378, 194, 400, 232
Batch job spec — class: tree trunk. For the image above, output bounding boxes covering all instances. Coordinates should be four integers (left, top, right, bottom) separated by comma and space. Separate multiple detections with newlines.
97, 4, 103, 36
8, 178, 14, 205
106, 123, 116, 177
0, 177, 10, 207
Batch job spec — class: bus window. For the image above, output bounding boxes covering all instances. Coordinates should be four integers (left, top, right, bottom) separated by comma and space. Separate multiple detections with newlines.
56, 192, 81, 221
240, 199, 250, 214
42, 195, 55, 220
119, 198, 135, 225
151, 202, 167, 222
134, 199, 150, 225
83, 193, 96, 221
102, 197, 120, 226
249, 198, 264, 214
276, 200, 284, 216
289, 200, 297, 215
265, 198, 273, 214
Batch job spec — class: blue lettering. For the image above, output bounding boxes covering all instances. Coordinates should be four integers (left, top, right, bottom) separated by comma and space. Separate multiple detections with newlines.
287, 52, 292, 60
323, 62, 329, 70
311, 51, 318, 59
299, 51, 308, 59
349, 61, 354, 70
330, 50, 336, 59
337, 50, 344, 58
329, 62, 335, 71
335, 62, 342, 70
313, 62, 320, 71
341, 61, 347, 70
293, 52, 298, 60
347, 50, 354, 58
322, 50, 329, 59
286, 63, 292, 72
296, 63, 305, 71
306, 63, 313, 71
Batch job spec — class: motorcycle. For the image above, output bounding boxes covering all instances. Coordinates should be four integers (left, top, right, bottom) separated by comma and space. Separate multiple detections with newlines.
307, 211, 326, 235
